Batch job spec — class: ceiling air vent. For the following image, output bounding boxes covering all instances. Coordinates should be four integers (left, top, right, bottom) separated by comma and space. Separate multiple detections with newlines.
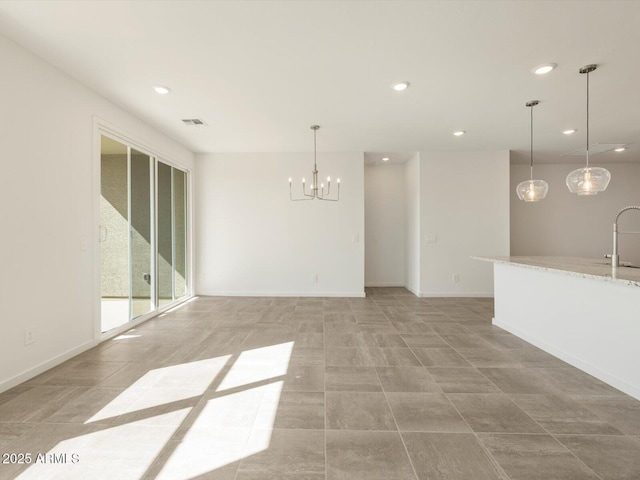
182, 118, 207, 126
561, 143, 626, 156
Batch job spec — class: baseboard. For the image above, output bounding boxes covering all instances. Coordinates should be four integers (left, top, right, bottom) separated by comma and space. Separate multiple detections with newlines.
200, 291, 366, 298
494, 317, 640, 401
0, 339, 98, 394
364, 283, 406, 287
420, 292, 494, 298
404, 284, 420, 297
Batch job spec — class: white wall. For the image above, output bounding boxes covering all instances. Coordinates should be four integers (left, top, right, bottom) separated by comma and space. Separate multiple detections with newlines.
196, 152, 364, 296
0, 34, 194, 392
365, 163, 405, 286
511, 163, 640, 266
404, 154, 421, 295
420, 151, 510, 296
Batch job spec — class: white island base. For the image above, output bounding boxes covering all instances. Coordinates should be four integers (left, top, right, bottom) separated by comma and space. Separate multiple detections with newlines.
481, 257, 640, 401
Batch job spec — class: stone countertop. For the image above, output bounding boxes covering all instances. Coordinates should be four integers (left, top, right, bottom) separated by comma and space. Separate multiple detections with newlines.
473, 256, 640, 288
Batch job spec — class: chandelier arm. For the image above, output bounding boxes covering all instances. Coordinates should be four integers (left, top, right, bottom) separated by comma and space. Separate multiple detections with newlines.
290, 184, 313, 201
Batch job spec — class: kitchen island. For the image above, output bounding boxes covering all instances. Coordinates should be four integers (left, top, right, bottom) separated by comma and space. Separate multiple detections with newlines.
476, 256, 640, 400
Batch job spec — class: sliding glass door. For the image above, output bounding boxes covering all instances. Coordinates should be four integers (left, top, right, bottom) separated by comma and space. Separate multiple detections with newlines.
100, 135, 188, 333
157, 162, 188, 307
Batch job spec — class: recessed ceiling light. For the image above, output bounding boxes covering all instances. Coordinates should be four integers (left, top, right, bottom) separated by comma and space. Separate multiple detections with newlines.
563, 129, 577, 135
532, 63, 557, 75
382, 157, 390, 162
392, 81, 410, 91
453, 130, 466, 136
153, 85, 171, 95
614, 147, 626, 152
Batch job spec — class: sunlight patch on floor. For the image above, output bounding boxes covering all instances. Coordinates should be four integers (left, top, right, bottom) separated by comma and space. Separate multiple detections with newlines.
85, 356, 231, 423
16, 341, 293, 480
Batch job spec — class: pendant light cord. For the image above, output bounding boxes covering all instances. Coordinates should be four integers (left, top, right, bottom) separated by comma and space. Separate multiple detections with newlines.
530, 103, 534, 180
586, 70, 590, 167
313, 127, 317, 170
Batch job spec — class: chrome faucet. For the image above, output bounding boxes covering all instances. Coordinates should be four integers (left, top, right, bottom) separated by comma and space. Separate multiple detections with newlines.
611, 206, 640, 267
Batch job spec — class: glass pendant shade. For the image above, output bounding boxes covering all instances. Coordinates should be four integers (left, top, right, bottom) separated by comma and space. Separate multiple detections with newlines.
566, 64, 611, 195
516, 179, 549, 202
566, 166, 611, 195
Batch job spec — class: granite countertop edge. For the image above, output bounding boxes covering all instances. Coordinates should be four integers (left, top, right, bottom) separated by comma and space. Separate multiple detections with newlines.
472, 255, 640, 288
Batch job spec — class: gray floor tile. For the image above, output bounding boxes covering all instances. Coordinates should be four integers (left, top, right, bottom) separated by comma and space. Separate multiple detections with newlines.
456, 348, 522, 368
325, 366, 382, 392
447, 394, 545, 433
403, 432, 506, 480
326, 430, 416, 480
478, 368, 561, 394
410, 347, 471, 367
376, 367, 441, 393
238, 429, 325, 477
386, 393, 471, 432
400, 334, 448, 347
326, 391, 396, 430
511, 394, 622, 434
479, 433, 600, 480
573, 395, 640, 434
255, 391, 324, 430
282, 365, 324, 392
555, 435, 640, 480
325, 347, 374, 366
426, 367, 501, 393
366, 348, 422, 366
534, 367, 623, 395
440, 334, 492, 349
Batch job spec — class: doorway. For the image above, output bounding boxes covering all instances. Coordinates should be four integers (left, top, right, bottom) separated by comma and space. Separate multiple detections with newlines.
100, 134, 189, 333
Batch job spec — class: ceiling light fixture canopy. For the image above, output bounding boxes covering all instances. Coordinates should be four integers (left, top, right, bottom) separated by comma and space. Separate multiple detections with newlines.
516, 100, 548, 202
566, 65, 611, 195
289, 125, 340, 202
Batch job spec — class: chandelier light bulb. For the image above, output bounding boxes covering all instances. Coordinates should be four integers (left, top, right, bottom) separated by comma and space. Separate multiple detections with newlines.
327, 176, 331, 182
337, 178, 341, 184
302, 177, 305, 183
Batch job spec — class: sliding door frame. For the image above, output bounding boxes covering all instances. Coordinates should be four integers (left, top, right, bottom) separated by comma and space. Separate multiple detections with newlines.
93, 117, 193, 342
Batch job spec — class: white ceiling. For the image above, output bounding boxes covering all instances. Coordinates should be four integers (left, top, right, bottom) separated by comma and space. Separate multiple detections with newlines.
1, 0, 639, 164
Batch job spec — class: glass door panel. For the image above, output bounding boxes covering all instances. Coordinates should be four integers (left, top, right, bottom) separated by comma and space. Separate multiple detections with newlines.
100, 136, 130, 332
157, 162, 173, 308
129, 149, 154, 319
173, 168, 188, 299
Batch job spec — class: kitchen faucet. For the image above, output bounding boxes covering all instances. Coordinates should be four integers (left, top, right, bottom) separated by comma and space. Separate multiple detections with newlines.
611, 206, 640, 267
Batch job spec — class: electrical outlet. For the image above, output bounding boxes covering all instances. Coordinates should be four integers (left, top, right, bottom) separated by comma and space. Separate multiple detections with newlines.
25, 329, 35, 345
312, 274, 318, 283
452, 274, 460, 283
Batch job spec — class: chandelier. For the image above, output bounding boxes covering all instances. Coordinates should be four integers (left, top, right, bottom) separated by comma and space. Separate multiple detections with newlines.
289, 125, 340, 201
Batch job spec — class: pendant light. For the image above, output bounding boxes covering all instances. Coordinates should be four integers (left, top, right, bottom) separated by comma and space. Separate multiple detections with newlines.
289, 125, 340, 201
516, 100, 548, 202
566, 64, 611, 195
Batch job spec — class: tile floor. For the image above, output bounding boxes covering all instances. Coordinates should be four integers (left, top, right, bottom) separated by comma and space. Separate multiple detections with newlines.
1, 288, 639, 480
